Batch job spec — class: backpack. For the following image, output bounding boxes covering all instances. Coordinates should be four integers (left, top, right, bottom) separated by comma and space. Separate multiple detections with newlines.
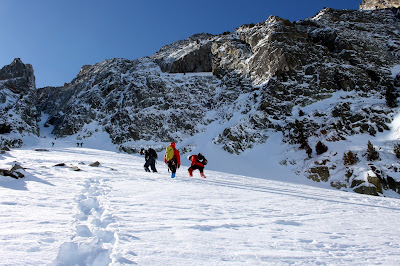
165, 146, 175, 162
198, 153, 207, 165
148, 148, 158, 159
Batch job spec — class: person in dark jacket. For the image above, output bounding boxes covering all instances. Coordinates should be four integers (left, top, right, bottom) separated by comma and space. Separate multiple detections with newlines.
188, 153, 207, 178
140, 147, 158, 173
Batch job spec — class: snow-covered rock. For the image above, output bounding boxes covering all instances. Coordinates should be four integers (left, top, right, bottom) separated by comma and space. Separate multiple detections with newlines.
0, 58, 39, 148
38, 58, 226, 150
152, 33, 215, 73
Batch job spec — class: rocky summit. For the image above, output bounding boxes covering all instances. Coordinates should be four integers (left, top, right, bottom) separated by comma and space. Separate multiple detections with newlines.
2, 3, 400, 196
0, 58, 39, 147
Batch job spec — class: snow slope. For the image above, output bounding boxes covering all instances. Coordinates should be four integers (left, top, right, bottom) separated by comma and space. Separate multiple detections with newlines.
1, 136, 400, 265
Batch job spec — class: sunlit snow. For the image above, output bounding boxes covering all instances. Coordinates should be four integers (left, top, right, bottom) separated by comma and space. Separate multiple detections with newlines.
1, 132, 400, 265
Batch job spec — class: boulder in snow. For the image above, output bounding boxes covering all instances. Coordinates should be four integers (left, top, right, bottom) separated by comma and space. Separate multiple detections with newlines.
89, 161, 100, 167
34, 148, 50, 152
70, 166, 81, 171
353, 185, 379, 196
308, 166, 330, 182
0, 164, 25, 179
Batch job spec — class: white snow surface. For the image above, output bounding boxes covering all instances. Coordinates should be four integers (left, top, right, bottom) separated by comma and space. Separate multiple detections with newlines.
1, 135, 400, 265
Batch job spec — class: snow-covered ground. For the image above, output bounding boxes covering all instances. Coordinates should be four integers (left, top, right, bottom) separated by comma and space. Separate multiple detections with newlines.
1, 135, 400, 265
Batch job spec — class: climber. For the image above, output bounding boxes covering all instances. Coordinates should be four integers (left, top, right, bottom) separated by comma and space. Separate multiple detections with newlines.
188, 153, 207, 178
140, 147, 158, 173
164, 142, 180, 178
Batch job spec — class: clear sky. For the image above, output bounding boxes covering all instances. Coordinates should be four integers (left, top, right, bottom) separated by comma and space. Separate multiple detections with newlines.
1, 0, 361, 88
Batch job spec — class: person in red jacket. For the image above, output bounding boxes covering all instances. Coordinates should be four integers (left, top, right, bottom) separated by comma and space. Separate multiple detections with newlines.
188, 153, 207, 178
164, 142, 180, 178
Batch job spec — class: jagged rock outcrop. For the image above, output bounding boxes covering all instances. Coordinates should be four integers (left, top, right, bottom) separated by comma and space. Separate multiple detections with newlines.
360, 0, 400, 9
152, 33, 215, 73
0, 58, 39, 147
0, 58, 36, 93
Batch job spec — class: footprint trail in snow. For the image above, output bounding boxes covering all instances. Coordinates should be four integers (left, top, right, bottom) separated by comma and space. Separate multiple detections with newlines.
54, 176, 125, 265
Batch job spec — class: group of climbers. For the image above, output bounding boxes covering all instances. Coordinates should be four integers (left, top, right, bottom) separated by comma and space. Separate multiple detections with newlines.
140, 142, 207, 179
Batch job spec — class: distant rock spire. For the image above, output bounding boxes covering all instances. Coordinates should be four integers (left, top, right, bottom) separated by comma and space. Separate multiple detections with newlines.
360, 0, 400, 10
0, 58, 36, 91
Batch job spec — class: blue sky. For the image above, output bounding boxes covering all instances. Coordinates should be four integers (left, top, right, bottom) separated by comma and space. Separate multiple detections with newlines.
1, 0, 361, 88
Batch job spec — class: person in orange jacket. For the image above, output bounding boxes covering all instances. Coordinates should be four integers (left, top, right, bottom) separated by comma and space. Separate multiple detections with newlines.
164, 142, 180, 178
188, 153, 207, 178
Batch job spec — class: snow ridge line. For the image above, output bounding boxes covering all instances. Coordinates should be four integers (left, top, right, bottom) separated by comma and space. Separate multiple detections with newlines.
53, 177, 120, 265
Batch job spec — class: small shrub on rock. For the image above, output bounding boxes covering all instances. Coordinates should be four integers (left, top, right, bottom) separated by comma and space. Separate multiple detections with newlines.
394, 143, 400, 159
291, 120, 308, 149
385, 86, 398, 108
0, 123, 12, 134
315, 141, 328, 155
305, 144, 312, 158
343, 151, 359, 166
367, 141, 380, 161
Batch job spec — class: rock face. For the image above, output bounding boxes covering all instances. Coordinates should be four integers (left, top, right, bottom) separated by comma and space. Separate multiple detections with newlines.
360, 0, 400, 9
152, 33, 214, 73
209, 8, 400, 154
0, 58, 39, 147
38, 58, 230, 152
0, 58, 35, 92
24, 8, 400, 155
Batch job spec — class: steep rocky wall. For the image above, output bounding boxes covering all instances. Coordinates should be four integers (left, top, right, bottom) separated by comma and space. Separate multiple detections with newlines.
209, 8, 400, 155
152, 33, 215, 73
0, 58, 39, 147
0, 58, 35, 94
38, 58, 240, 150
234, 16, 311, 85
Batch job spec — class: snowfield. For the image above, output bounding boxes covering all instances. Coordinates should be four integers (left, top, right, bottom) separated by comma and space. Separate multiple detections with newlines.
1, 138, 400, 265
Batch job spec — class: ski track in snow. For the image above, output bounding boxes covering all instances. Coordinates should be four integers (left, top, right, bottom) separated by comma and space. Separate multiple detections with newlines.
1, 139, 400, 265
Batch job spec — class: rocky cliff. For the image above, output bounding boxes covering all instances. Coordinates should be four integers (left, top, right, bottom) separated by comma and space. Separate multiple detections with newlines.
38, 58, 226, 151
0, 58, 39, 147
208, 8, 400, 154
2, 6, 400, 196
